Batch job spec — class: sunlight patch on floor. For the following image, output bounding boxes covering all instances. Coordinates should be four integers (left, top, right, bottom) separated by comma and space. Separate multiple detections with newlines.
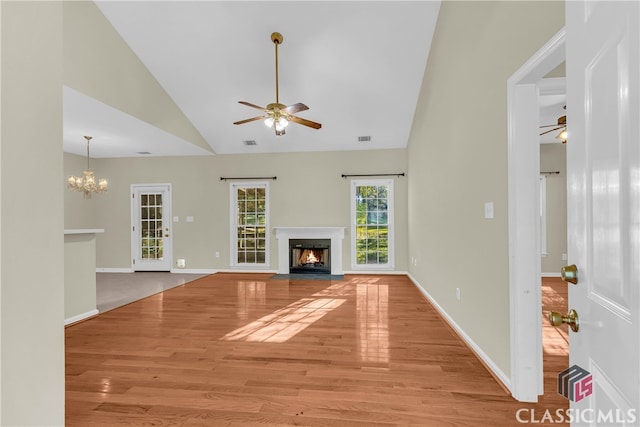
221, 297, 346, 343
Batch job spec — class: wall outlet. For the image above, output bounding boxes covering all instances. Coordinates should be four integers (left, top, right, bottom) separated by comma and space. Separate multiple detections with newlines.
562, 253, 568, 261
215, 251, 220, 258
176, 258, 186, 268
456, 288, 461, 301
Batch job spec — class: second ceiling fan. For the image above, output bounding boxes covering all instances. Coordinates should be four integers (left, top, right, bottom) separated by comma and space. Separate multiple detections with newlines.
233, 32, 322, 136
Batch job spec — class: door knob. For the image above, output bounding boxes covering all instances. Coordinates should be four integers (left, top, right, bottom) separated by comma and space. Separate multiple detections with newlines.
164, 234, 170, 237
549, 309, 580, 333
561, 264, 578, 284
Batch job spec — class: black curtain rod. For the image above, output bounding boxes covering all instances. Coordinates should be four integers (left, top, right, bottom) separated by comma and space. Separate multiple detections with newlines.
541, 171, 560, 175
341, 173, 405, 179
220, 176, 277, 181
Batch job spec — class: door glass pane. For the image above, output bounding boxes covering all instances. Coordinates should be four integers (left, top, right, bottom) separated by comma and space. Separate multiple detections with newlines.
233, 184, 268, 265
354, 183, 390, 266
140, 192, 163, 260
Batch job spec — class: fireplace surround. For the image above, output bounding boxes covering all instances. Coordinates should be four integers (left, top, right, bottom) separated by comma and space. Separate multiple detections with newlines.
274, 227, 346, 275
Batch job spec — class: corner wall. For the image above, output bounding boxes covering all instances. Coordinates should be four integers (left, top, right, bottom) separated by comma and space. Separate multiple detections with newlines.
1, 2, 65, 425
407, 1, 564, 378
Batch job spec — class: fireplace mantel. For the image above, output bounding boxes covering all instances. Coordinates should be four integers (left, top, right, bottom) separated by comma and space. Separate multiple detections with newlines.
274, 227, 346, 275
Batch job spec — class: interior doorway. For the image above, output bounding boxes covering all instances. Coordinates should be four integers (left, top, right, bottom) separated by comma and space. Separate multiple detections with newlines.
507, 28, 566, 402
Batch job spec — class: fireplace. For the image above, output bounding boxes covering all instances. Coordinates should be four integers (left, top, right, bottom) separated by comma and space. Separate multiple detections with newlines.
289, 239, 330, 274
274, 227, 346, 275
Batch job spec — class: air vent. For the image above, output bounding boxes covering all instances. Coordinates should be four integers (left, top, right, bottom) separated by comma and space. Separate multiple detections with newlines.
358, 136, 371, 142
136, 151, 152, 155
243, 140, 257, 146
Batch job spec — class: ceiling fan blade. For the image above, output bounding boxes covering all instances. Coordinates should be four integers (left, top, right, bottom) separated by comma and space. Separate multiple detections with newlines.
540, 123, 562, 128
289, 115, 322, 130
282, 103, 309, 114
233, 115, 265, 125
539, 126, 563, 136
238, 101, 267, 111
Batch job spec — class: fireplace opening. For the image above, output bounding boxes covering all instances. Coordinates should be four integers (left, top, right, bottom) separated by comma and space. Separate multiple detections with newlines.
289, 239, 331, 274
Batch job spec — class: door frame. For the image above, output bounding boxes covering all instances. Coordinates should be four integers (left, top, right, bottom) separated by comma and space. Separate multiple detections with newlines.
130, 183, 173, 271
506, 28, 565, 402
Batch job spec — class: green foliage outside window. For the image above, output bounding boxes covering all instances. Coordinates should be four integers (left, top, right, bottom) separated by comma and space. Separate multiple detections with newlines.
355, 185, 389, 265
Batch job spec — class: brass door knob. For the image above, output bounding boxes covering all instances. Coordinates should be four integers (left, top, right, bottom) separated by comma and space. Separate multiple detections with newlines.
561, 264, 578, 284
549, 309, 579, 333
164, 234, 170, 237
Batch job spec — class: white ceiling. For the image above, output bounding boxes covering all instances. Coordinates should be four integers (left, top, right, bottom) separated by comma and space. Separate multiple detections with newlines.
63, 1, 441, 158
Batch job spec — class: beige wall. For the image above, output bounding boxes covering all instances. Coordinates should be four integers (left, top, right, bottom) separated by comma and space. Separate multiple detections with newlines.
1, 2, 65, 425
407, 1, 565, 377
64, 149, 408, 272
64, 234, 98, 321
540, 143, 567, 275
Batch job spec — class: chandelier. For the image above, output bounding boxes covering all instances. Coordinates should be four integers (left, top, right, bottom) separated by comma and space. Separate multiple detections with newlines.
67, 135, 108, 198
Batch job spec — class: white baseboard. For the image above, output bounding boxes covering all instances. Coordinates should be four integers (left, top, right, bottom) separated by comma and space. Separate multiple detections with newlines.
170, 269, 216, 274
96, 268, 134, 273
541, 272, 562, 278
407, 273, 512, 393
65, 309, 99, 326
215, 269, 278, 274
343, 270, 408, 275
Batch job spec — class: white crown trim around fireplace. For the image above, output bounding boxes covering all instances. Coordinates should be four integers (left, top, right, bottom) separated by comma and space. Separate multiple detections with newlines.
273, 227, 347, 275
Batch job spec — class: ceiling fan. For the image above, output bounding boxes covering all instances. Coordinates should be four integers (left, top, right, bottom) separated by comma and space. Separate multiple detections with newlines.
539, 105, 567, 143
233, 32, 322, 136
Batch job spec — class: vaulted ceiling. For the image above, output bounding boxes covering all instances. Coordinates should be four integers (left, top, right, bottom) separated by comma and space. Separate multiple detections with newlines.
63, 1, 442, 158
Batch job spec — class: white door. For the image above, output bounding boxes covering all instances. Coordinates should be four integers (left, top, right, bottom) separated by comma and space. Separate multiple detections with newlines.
131, 184, 173, 271
565, 0, 639, 422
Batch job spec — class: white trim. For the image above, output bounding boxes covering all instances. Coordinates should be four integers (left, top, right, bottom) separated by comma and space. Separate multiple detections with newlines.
541, 272, 562, 278
408, 274, 511, 390
64, 309, 99, 326
170, 268, 216, 274
96, 268, 134, 273
343, 270, 407, 275
130, 183, 173, 272
539, 174, 547, 256
229, 181, 270, 268
507, 28, 565, 403
64, 228, 104, 235
215, 269, 278, 274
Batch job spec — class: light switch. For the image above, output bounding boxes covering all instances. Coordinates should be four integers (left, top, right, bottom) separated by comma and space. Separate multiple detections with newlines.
484, 202, 494, 219
173, 216, 179, 223
186, 216, 194, 223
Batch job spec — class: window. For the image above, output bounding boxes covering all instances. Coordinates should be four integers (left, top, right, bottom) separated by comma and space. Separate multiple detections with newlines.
351, 179, 394, 270
230, 182, 269, 266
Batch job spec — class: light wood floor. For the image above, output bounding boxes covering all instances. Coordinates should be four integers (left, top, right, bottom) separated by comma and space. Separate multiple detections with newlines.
66, 273, 569, 426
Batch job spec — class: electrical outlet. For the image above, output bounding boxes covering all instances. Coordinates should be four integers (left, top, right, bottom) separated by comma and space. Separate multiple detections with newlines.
215, 251, 220, 258
562, 253, 568, 261
456, 288, 461, 301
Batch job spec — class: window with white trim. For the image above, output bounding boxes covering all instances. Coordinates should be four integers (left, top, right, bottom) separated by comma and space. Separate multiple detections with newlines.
230, 182, 269, 266
351, 179, 394, 270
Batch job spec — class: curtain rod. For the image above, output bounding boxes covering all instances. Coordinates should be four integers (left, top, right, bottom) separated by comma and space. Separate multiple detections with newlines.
220, 176, 277, 181
541, 171, 560, 175
341, 173, 405, 179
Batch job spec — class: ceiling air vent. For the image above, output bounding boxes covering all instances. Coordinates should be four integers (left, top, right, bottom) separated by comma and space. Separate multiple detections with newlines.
243, 140, 257, 146
358, 136, 371, 142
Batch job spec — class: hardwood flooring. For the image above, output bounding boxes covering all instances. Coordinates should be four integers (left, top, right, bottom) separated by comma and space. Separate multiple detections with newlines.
66, 273, 569, 426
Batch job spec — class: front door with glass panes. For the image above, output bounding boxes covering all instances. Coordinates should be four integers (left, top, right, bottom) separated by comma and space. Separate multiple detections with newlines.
231, 183, 268, 267
131, 184, 173, 271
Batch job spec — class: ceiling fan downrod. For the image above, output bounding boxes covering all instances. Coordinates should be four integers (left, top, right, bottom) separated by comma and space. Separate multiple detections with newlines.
271, 32, 283, 105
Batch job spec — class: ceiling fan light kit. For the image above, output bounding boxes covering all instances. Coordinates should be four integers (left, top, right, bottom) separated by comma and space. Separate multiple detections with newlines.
233, 32, 322, 136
